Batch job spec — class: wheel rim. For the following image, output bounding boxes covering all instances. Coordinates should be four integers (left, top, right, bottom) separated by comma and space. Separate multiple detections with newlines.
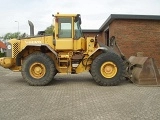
29, 62, 46, 79
100, 62, 117, 78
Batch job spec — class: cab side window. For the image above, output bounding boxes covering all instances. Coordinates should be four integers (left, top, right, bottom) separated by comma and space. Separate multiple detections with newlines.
58, 18, 72, 38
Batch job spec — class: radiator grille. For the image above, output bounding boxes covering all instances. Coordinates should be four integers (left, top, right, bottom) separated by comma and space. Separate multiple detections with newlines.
13, 42, 20, 58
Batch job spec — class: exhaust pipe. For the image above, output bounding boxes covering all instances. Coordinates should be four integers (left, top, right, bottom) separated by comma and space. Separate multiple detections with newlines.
28, 20, 34, 36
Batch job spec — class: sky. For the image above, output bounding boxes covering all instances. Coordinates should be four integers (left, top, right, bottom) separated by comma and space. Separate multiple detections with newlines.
0, 0, 160, 36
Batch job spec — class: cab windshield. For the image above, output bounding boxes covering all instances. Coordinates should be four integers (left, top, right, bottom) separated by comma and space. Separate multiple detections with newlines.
74, 17, 83, 39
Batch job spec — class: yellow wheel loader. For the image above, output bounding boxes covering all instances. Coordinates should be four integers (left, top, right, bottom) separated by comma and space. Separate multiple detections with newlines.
0, 13, 159, 86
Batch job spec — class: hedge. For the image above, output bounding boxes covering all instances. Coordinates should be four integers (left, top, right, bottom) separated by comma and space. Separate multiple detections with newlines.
0, 52, 5, 57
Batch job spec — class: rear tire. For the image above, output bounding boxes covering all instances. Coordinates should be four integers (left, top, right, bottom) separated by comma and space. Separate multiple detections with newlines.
91, 52, 125, 86
21, 52, 56, 86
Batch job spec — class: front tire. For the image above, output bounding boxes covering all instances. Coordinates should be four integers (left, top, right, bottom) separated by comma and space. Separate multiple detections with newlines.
91, 52, 125, 86
21, 52, 56, 86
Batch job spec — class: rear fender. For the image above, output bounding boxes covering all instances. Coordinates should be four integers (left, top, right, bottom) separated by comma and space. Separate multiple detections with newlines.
16, 44, 57, 66
23, 44, 57, 57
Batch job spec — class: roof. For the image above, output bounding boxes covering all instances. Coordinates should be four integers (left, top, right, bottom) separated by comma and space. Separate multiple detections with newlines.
0, 41, 6, 49
99, 14, 160, 31
82, 14, 160, 32
82, 29, 99, 33
54, 13, 78, 17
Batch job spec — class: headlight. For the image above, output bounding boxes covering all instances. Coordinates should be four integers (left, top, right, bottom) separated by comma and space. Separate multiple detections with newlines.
6, 42, 12, 57
7, 45, 12, 49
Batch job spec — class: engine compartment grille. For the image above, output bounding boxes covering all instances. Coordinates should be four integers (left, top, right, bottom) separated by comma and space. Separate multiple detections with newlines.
13, 42, 20, 58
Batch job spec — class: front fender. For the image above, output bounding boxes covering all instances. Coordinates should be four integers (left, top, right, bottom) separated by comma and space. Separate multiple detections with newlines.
88, 47, 110, 58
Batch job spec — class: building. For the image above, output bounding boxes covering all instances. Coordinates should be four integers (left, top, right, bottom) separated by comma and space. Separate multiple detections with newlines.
83, 14, 160, 68
0, 41, 6, 53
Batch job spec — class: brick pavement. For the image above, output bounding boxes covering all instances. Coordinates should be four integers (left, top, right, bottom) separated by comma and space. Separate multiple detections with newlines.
0, 66, 160, 120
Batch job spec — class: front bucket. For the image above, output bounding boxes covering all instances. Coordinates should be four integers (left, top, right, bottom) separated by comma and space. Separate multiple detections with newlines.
128, 56, 160, 86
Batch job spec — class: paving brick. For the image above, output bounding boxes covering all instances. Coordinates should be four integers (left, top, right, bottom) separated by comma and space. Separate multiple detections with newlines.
0, 66, 160, 120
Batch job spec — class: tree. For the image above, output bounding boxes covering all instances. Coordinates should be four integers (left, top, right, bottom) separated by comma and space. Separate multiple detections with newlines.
44, 25, 54, 35
4, 32, 20, 40
3, 32, 28, 40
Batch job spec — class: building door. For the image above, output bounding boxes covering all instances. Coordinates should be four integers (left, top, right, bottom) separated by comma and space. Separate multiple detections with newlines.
105, 29, 109, 46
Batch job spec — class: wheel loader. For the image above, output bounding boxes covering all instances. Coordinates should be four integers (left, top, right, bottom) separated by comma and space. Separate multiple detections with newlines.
0, 13, 160, 86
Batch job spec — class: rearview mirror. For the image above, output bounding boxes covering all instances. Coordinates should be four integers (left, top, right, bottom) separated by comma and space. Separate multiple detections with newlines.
75, 14, 81, 25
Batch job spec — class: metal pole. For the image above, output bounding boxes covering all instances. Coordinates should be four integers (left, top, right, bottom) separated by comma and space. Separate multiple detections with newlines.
15, 21, 19, 33
15, 21, 19, 38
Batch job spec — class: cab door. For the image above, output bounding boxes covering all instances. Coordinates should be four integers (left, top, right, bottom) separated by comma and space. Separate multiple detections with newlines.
55, 17, 73, 50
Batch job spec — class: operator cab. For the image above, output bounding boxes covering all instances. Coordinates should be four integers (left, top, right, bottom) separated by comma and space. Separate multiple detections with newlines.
54, 13, 85, 51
